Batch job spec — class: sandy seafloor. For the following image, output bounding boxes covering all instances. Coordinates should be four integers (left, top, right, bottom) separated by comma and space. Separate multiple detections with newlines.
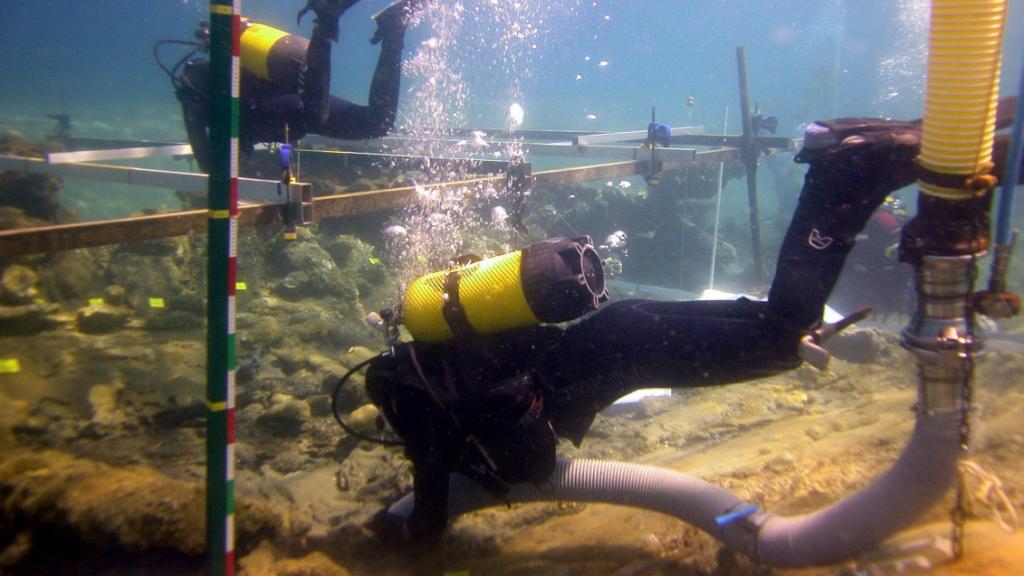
1, 309, 1022, 575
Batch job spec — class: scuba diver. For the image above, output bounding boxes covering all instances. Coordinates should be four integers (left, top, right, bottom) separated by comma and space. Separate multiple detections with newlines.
156, 0, 429, 172
829, 195, 913, 322
348, 102, 1022, 544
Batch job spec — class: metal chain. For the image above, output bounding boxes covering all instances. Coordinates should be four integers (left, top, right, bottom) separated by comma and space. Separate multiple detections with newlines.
951, 253, 979, 559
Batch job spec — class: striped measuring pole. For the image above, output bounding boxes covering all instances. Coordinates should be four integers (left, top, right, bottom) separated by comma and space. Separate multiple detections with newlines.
206, 1, 240, 574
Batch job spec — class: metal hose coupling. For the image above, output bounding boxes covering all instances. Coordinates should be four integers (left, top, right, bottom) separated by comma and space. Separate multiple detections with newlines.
901, 254, 984, 413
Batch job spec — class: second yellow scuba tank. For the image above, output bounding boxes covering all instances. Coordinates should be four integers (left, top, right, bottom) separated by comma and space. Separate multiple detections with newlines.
402, 237, 608, 343
239, 19, 308, 87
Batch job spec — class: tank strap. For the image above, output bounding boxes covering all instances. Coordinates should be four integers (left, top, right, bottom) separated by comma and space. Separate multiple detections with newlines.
442, 268, 476, 338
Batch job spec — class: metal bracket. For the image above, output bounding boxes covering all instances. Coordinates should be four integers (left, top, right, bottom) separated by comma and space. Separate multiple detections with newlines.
283, 181, 314, 228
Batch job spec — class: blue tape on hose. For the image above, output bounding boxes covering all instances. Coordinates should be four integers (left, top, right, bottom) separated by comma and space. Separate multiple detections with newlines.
715, 503, 758, 526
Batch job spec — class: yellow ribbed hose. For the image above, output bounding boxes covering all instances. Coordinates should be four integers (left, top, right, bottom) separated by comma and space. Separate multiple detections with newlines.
918, 0, 1008, 199
402, 251, 540, 343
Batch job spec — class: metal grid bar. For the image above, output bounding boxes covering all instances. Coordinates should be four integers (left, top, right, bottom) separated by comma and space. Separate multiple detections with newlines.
573, 125, 704, 146
46, 144, 194, 164
0, 154, 284, 202
0, 160, 647, 256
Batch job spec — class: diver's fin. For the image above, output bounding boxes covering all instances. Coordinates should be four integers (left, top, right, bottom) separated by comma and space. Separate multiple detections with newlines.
370, 0, 431, 45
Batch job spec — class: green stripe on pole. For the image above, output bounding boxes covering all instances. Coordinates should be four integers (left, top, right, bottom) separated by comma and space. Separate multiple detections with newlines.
207, 0, 238, 574
227, 332, 237, 370
226, 479, 236, 515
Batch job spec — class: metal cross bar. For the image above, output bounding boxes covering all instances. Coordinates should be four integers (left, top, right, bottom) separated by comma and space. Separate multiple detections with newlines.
0, 154, 285, 202
46, 144, 194, 164
573, 125, 704, 146
0, 160, 648, 256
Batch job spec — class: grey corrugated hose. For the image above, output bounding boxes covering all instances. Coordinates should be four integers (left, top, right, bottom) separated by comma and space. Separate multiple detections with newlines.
388, 408, 960, 567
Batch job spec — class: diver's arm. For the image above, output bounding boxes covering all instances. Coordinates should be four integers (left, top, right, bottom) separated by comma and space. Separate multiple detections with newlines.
176, 61, 211, 173
180, 99, 210, 173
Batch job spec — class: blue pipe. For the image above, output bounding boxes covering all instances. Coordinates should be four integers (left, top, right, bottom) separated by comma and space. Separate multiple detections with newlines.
996, 59, 1024, 246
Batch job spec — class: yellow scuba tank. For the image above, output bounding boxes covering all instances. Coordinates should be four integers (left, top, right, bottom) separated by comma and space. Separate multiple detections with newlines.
402, 237, 608, 343
239, 19, 309, 88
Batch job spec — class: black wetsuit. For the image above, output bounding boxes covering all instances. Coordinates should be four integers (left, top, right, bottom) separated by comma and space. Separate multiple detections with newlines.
364, 107, 1021, 542
175, 16, 405, 172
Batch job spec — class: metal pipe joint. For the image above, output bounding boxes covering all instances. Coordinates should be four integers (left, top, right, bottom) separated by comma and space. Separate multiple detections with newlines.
901, 254, 984, 413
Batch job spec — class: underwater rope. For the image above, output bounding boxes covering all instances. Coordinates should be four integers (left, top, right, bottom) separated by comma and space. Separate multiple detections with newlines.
205, 1, 240, 575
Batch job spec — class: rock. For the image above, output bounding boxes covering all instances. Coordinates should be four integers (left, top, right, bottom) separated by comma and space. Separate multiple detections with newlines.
0, 390, 30, 443
38, 250, 107, 302
0, 133, 67, 222
88, 382, 131, 428
341, 346, 378, 366
103, 284, 126, 306
323, 235, 370, 272
346, 404, 381, 435
0, 264, 39, 305
269, 235, 347, 300
0, 302, 61, 334
334, 446, 410, 500
805, 424, 829, 442
345, 177, 377, 193
0, 450, 282, 558
765, 452, 797, 473
306, 394, 332, 418
256, 394, 312, 437
0, 206, 48, 229
144, 310, 204, 331
76, 303, 130, 334
269, 451, 311, 475
107, 237, 196, 310
828, 327, 893, 364
636, 395, 675, 419
151, 397, 207, 428
239, 541, 352, 576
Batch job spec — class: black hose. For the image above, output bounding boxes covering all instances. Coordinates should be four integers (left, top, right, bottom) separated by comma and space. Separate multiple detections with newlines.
331, 354, 406, 447
152, 39, 203, 91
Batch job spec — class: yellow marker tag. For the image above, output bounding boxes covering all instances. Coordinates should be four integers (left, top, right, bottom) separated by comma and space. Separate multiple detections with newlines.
89, 297, 104, 306
236, 282, 247, 291
149, 297, 166, 309
368, 257, 381, 265
0, 359, 20, 374
444, 571, 470, 576
283, 231, 298, 240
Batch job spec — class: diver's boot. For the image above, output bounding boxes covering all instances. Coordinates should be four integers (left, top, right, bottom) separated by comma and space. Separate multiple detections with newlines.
297, 0, 360, 41
370, 0, 432, 46
765, 118, 921, 334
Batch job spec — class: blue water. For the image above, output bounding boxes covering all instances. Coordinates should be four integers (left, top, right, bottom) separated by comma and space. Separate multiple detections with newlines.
2, 1, 1021, 135
1, 0, 1022, 218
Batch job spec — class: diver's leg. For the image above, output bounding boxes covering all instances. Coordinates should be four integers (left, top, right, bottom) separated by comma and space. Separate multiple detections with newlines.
315, 3, 422, 139
543, 298, 801, 444
314, 37, 404, 139
296, 1, 360, 129
765, 119, 921, 332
